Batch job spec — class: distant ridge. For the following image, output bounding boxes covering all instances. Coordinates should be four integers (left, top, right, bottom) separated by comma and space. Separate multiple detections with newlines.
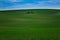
0, 8, 60, 11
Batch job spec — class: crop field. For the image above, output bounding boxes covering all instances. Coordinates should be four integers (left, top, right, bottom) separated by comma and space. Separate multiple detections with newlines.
0, 9, 60, 40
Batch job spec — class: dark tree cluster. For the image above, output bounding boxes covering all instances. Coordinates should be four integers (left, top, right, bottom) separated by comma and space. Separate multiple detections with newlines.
27, 11, 34, 14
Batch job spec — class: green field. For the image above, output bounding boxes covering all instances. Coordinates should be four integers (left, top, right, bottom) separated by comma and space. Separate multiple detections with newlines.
0, 9, 60, 40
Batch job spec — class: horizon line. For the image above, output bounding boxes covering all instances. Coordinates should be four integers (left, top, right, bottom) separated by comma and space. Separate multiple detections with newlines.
0, 8, 60, 11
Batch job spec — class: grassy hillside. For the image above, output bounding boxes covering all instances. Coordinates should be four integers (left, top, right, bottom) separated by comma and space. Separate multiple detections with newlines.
0, 9, 60, 40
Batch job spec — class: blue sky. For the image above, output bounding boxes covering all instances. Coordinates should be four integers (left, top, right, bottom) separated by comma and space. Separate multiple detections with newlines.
0, 0, 60, 10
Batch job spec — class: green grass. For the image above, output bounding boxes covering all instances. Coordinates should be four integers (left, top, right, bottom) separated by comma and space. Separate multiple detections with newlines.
0, 9, 60, 40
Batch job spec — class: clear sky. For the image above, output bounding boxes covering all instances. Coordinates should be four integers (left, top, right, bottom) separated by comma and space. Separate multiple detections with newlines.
0, 0, 60, 10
